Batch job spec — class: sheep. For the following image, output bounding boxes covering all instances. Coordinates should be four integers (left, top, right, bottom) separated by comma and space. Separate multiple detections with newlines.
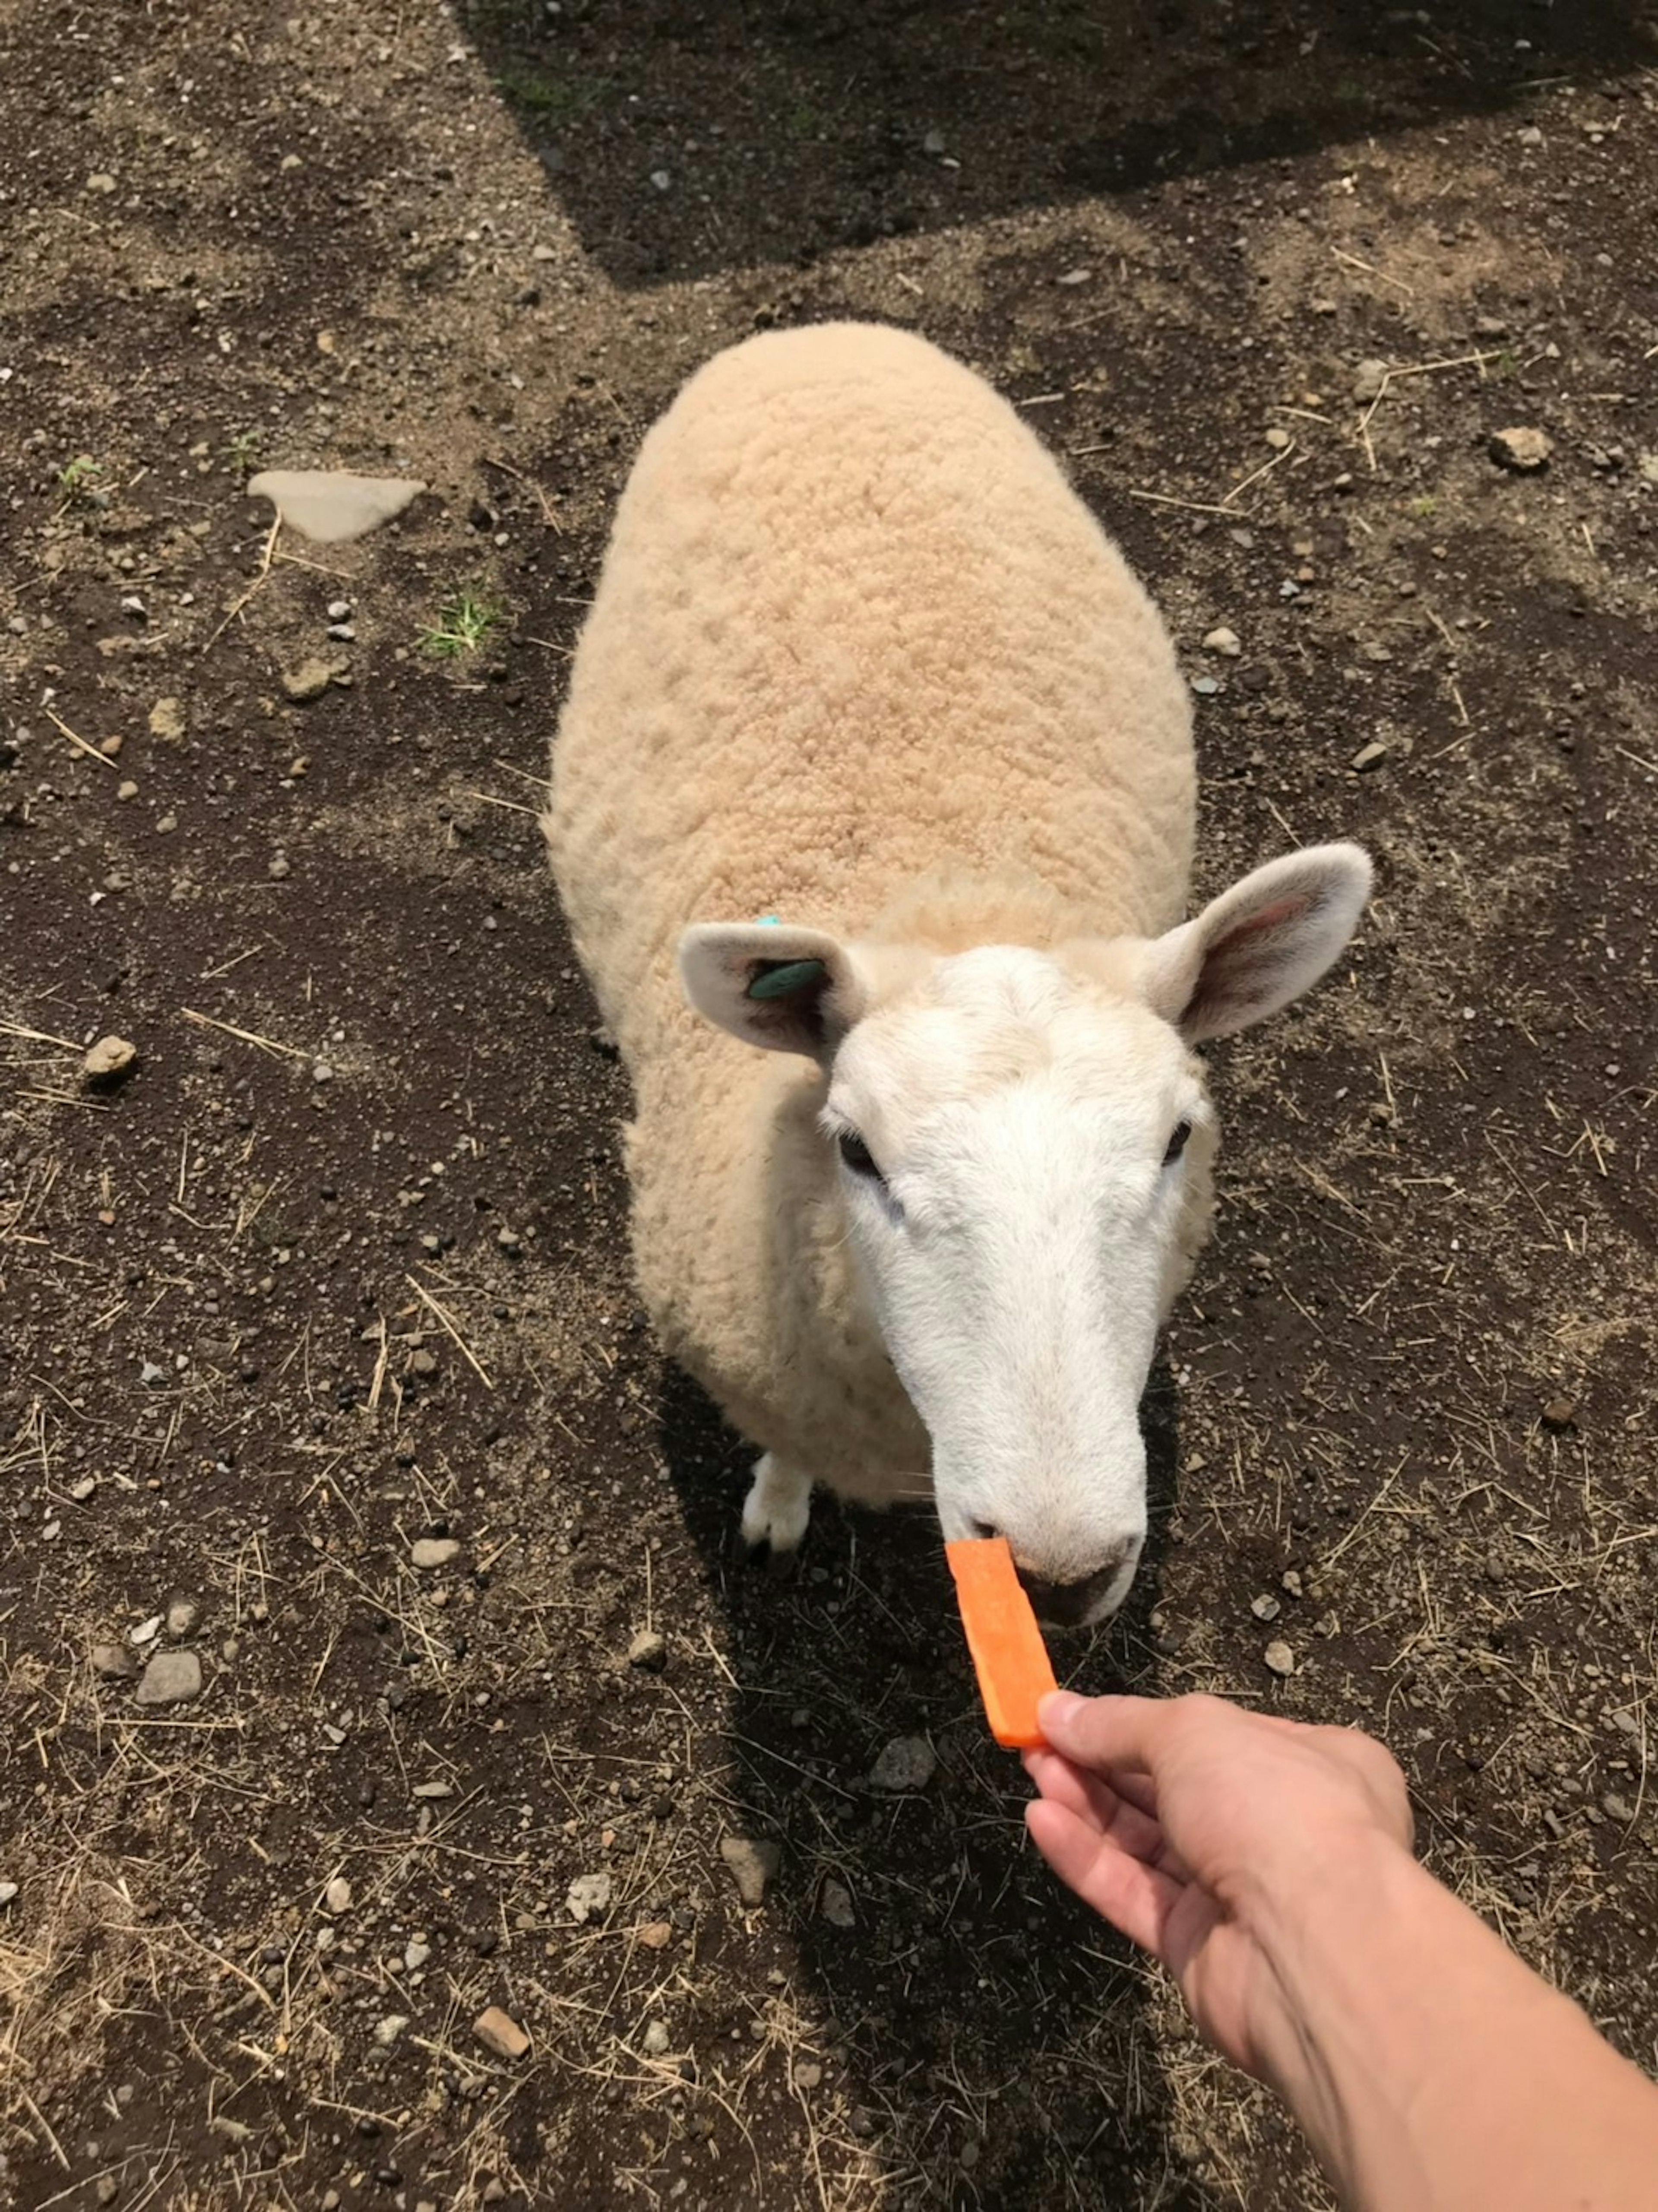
544, 321, 1370, 1629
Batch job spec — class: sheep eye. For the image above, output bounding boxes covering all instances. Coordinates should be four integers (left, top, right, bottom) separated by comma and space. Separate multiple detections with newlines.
837, 1130, 883, 1181
1164, 1120, 1193, 1166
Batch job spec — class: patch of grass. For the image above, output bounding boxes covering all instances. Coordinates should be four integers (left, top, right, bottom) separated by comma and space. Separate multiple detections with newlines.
56, 454, 103, 502
1410, 494, 1438, 518
221, 429, 261, 474
494, 61, 610, 120
418, 589, 505, 659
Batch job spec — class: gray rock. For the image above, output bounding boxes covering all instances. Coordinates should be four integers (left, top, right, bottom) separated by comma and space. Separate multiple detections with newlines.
1351, 358, 1389, 404
1250, 1594, 1281, 1622
868, 1734, 937, 1792
1263, 1640, 1297, 1678
820, 1879, 856, 1929
327, 599, 353, 622
404, 1938, 431, 1970
627, 1628, 667, 1673
134, 1650, 203, 1706
92, 1642, 137, 1681
411, 1537, 460, 1570
719, 1835, 780, 1908
165, 1594, 201, 1639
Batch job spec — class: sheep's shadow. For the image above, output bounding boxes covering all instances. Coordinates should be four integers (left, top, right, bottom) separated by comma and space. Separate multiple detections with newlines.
655, 1349, 1205, 2205
458, 0, 1653, 291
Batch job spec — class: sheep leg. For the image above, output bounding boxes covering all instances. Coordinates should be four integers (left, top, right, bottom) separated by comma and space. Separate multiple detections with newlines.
740, 1451, 813, 1570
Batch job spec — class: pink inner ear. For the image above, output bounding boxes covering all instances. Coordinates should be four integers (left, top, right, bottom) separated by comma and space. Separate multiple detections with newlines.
1217, 893, 1307, 948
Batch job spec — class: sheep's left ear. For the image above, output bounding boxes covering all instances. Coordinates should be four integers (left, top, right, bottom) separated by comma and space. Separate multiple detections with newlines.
1139, 843, 1373, 1042
679, 923, 871, 1059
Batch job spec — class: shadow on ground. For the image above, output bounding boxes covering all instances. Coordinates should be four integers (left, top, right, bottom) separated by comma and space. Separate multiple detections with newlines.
652, 1354, 1203, 2202
458, 0, 1655, 287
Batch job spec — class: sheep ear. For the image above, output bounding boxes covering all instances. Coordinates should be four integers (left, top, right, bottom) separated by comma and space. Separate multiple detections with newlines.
1139, 843, 1373, 1043
678, 924, 870, 1058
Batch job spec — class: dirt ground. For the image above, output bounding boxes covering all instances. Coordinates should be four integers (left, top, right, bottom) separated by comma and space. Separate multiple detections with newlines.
3, 1, 1657, 2206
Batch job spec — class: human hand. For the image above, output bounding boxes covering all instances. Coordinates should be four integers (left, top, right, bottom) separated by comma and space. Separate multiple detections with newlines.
1024, 1691, 1414, 2090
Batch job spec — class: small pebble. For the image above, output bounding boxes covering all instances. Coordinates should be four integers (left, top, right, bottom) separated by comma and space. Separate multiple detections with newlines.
1250, 1594, 1281, 1622
327, 599, 353, 621
566, 1870, 612, 1924
719, 1835, 780, 1908
1264, 1640, 1297, 1678
641, 2019, 671, 2057
638, 1920, 674, 1950
1265, 426, 1291, 450
1201, 627, 1241, 657
87, 171, 117, 193
83, 1035, 136, 1084
1489, 425, 1553, 473
1518, 124, 1544, 146
117, 780, 138, 802
868, 1734, 937, 1792
820, 1880, 856, 1929
411, 1537, 460, 1570
324, 1875, 353, 1916
92, 1642, 136, 1680
474, 2005, 531, 2060
374, 2013, 410, 2048
1350, 741, 1389, 773
1351, 358, 1389, 404
627, 1627, 667, 1673
405, 1938, 431, 1970
165, 1594, 201, 1638
0, 1881, 19, 1907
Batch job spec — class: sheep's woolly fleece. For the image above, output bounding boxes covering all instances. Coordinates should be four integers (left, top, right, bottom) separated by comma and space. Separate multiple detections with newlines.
545, 321, 1196, 1493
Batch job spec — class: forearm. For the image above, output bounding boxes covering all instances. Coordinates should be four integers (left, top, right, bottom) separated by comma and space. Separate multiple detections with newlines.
1262, 1843, 1658, 2212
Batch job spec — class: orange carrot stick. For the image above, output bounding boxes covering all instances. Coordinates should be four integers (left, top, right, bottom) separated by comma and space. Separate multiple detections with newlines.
946, 1536, 1058, 1750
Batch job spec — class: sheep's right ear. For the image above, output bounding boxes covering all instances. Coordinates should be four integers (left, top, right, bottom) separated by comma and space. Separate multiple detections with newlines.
679, 924, 870, 1059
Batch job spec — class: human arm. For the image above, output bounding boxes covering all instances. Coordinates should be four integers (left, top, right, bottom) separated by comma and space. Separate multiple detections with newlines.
1025, 1689, 1658, 2212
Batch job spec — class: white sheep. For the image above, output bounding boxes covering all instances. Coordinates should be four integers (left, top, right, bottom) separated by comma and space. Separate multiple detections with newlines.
545, 321, 1370, 1627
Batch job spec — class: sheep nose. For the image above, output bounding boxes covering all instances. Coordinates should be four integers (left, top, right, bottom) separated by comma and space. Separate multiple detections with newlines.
1011, 1544, 1138, 1630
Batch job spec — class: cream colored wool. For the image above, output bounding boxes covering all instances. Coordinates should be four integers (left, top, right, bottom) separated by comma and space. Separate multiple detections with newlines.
546, 321, 1202, 1505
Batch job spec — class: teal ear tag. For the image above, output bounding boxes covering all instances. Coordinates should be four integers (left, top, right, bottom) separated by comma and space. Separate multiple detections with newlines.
756, 914, 781, 926
747, 958, 826, 1002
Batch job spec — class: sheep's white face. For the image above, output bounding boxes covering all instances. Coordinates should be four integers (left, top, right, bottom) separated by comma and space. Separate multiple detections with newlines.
680, 842, 1372, 1632
824, 951, 1208, 1626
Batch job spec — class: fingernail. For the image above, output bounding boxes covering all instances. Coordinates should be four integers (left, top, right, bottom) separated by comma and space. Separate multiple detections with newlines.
1038, 1689, 1082, 1730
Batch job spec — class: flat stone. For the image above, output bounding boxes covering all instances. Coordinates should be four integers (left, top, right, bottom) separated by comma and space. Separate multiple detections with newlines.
474, 2005, 530, 2060
1489, 425, 1553, 472
411, 1537, 460, 1570
868, 1735, 937, 1792
83, 1035, 136, 1083
134, 1650, 203, 1706
719, 1835, 779, 1908
1350, 741, 1390, 773
249, 468, 425, 545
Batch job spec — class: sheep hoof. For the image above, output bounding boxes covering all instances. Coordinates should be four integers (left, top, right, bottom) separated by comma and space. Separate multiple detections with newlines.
740, 1452, 812, 1566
